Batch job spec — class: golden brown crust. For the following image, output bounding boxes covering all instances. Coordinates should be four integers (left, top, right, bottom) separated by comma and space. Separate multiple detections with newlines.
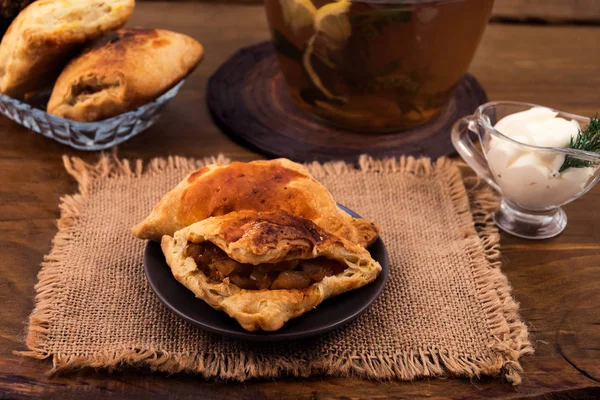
47, 28, 204, 121
0, 0, 135, 98
161, 210, 382, 331
132, 158, 379, 247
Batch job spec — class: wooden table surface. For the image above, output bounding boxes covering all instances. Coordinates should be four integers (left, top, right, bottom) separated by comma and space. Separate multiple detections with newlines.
490, 0, 600, 23
1, 2, 599, 399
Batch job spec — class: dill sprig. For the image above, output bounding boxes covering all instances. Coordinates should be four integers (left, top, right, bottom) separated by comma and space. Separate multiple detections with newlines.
559, 114, 600, 172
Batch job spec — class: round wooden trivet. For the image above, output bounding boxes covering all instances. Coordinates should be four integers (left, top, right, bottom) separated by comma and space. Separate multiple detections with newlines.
207, 41, 488, 162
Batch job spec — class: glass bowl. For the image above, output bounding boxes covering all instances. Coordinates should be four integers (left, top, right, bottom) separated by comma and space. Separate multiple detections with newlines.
452, 101, 600, 239
0, 80, 184, 151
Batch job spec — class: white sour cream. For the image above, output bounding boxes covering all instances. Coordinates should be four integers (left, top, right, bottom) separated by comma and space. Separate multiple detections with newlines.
486, 107, 596, 209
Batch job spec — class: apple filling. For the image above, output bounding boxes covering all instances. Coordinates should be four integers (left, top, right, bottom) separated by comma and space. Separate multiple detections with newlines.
184, 242, 347, 290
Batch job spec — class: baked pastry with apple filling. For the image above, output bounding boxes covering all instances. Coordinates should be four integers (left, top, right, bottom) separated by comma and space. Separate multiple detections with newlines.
133, 158, 379, 248
161, 210, 382, 331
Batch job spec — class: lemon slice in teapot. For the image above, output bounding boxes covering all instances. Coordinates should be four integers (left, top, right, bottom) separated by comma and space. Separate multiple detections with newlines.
303, 0, 351, 102
279, 0, 317, 34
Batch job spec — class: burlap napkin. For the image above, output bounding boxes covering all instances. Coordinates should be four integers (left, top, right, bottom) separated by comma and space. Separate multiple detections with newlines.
17, 154, 533, 384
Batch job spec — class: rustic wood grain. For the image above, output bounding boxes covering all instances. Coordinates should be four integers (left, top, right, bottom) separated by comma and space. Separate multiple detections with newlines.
0, 2, 599, 399
491, 0, 600, 24
134, 0, 600, 24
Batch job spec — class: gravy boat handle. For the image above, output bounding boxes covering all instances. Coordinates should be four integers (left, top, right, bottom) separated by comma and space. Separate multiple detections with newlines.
451, 116, 501, 193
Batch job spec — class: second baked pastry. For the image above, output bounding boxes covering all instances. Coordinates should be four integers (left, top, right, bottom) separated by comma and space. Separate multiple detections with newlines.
47, 28, 204, 122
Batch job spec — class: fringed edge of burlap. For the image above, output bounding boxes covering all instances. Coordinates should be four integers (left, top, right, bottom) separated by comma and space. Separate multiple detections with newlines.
15, 153, 533, 384
13, 153, 231, 366
310, 156, 533, 384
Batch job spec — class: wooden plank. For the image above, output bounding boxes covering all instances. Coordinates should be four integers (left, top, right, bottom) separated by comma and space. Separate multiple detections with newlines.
491, 0, 600, 24
134, 0, 600, 24
7, 0, 600, 25
0, 2, 599, 399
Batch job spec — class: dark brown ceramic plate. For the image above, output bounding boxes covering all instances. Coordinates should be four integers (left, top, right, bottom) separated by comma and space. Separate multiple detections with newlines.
144, 205, 389, 341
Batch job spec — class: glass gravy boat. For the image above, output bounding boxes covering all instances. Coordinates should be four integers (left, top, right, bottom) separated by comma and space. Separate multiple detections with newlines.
452, 101, 600, 239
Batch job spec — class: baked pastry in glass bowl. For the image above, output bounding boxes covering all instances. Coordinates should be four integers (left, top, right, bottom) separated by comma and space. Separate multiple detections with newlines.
0, 0, 135, 97
46, 28, 204, 122
0, 17, 203, 149
161, 210, 382, 331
